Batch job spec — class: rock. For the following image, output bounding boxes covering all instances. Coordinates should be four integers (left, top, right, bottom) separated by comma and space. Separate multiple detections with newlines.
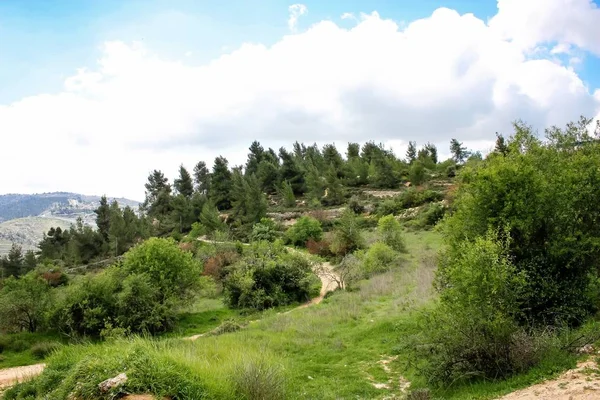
578, 344, 595, 354
98, 373, 128, 393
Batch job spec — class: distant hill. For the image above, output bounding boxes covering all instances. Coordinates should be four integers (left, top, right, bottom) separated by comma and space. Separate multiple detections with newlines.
0, 192, 140, 255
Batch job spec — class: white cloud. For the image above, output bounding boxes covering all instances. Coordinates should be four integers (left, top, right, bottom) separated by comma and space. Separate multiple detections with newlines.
288, 4, 308, 32
490, 0, 600, 55
341, 12, 356, 21
1, 4, 599, 200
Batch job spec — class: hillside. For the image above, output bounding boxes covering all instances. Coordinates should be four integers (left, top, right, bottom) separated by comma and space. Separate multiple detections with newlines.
0, 193, 139, 255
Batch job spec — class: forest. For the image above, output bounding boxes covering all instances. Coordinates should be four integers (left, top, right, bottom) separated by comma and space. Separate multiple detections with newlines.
1, 116, 600, 399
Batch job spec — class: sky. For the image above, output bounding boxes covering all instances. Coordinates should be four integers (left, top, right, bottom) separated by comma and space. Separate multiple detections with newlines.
1, 0, 599, 201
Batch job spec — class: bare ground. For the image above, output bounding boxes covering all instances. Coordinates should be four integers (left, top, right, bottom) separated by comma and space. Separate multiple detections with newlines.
498, 359, 600, 400
0, 364, 46, 389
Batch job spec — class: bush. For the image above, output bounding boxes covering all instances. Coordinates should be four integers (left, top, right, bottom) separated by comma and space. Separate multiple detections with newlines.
330, 210, 365, 256
52, 238, 203, 337
377, 215, 406, 252
209, 319, 244, 336
250, 218, 279, 242
347, 196, 365, 214
376, 189, 443, 216
31, 341, 62, 359
223, 242, 318, 310
306, 238, 333, 258
233, 357, 286, 400
203, 251, 240, 280
0, 273, 52, 333
285, 216, 323, 247
418, 232, 533, 385
361, 242, 398, 275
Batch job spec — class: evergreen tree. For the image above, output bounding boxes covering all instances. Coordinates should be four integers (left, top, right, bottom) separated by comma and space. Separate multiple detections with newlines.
200, 201, 225, 234
193, 161, 211, 195
257, 160, 280, 193
108, 201, 125, 256
322, 164, 345, 206
347, 143, 360, 159
143, 170, 173, 219
23, 250, 37, 274
495, 133, 508, 156
4, 243, 23, 278
94, 195, 111, 242
279, 148, 305, 194
305, 164, 325, 204
174, 165, 194, 198
450, 139, 468, 164
322, 144, 344, 173
279, 181, 296, 208
245, 141, 265, 176
424, 142, 438, 164
210, 156, 233, 210
231, 171, 268, 224
406, 141, 417, 164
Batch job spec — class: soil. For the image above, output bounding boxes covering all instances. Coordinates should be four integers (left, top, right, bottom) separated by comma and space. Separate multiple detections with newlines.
497, 359, 600, 400
0, 364, 46, 389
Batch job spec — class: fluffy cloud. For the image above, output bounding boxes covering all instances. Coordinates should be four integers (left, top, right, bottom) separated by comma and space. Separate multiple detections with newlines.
490, 0, 600, 55
1, 2, 599, 200
288, 4, 308, 32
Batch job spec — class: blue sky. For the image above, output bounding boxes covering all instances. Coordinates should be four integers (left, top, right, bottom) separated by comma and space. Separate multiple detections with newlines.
3, 0, 598, 103
1, 0, 599, 199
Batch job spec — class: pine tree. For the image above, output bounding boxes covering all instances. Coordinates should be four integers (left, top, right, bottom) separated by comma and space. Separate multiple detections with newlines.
323, 164, 345, 206
174, 165, 194, 198
210, 156, 233, 210
245, 141, 264, 176
257, 160, 280, 193
23, 250, 37, 274
108, 201, 125, 256
450, 139, 468, 163
406, 141, 417, 164
279, 148, 304, 194
279, 181, 296, 208
305, 164, 325, 204
347, 143, 360, 159
200, 201, 224, 234
94, 195, 111, 242
5, 243, 23, 278
193, 161, 211, 195
143, 170, 173, 219
495, 133, 508, 156
424, 142, 438, 164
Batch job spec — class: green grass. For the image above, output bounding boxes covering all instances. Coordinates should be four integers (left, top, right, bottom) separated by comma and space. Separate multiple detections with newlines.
0, 332, 64, 368
3, 229, 586, 399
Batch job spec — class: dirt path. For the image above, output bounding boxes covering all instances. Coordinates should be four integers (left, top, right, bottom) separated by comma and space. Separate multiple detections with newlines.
498, 359, 600, 400
0, 364, 46, 390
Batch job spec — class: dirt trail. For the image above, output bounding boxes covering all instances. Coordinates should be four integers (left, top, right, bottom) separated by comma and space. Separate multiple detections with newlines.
0, 364, 46, 390
498, 359, 600, 400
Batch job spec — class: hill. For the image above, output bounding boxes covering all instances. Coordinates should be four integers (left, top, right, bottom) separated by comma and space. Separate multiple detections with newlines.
0, 193, 139, 255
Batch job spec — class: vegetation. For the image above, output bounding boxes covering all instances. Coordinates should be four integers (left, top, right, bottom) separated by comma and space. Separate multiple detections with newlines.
3, 118, 600, 400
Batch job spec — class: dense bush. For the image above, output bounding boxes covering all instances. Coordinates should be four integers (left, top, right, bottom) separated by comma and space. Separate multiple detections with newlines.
443, 119, 600, 325
377, 215, 406, 252
250, 218, 279, 242
0, 273, 52, 333
285, 216, 323, 246
376, 189, 443, 216
330, 210, 365, 256
52, 238, 202, 337
31, 341, 62, 359
419, 232, 533, 384
223, 241, 319, 310
360, 242, 398, 275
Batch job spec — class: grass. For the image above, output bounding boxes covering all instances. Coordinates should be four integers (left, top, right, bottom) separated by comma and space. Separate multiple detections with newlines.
0, 332, 64, 368
3, 228, 588, 399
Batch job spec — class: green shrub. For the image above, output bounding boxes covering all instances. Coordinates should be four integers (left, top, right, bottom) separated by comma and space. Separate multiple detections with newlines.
377, 215, 406, 252
31, 342, 62, 359
376, 189, 443, 216
209, 319, 244, 336
232, 357, 286, 400
418, 232, 534, 385
361, 242, 397, 275
9, 339, 29, 353
223, 242, 317, 310
0, 273, 52, 333
250, 218, 279, 242
347, 195, 365, 214
330, 210, 365, 256
285, 216, 323, 246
